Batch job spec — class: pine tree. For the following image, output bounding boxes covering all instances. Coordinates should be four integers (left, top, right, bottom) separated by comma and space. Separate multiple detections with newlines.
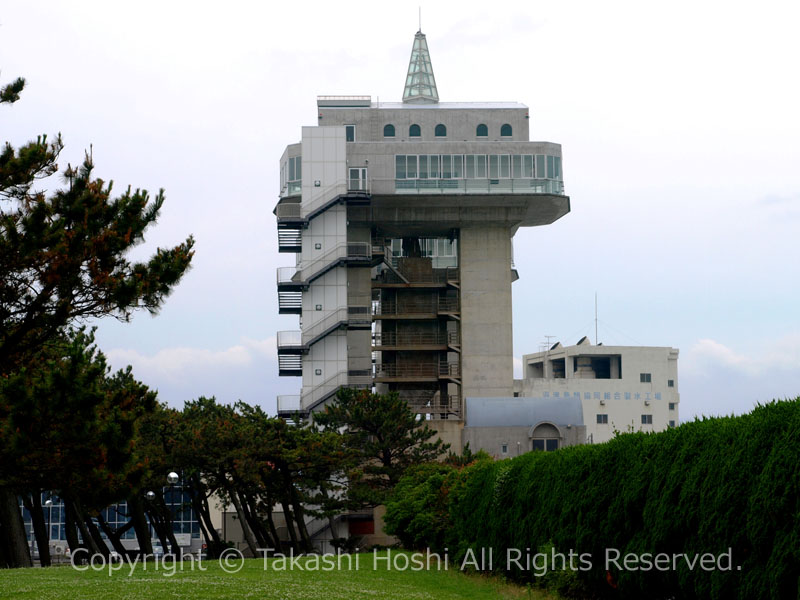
0, 75, 194, 568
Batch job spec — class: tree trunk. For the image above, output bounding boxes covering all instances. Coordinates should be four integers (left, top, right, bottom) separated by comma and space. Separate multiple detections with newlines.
96, 512, 131, 559
279, 498, 299, 552
240, 491, 271, 548
227, 487, 259, 557
62, 500, 82, 561
287, 479, 313, 552
0, 486, 32, 568
157, 492, 181, 557
127, 495, 153, 557
23, 493, 51, 567
264, 503, 281, 554
83, 512, 110, 558
146, 508, 170, 555
65, 498, 102, 557
188, 476, 223, 557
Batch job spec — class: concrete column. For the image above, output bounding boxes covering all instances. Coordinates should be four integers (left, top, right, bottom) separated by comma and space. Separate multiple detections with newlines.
459, 225, 513, 397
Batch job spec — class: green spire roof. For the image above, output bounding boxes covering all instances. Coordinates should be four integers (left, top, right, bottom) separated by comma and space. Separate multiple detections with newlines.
402, 31, 439, 104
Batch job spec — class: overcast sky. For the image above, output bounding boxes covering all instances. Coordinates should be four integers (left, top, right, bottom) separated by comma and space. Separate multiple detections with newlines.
2, 0, 799, 419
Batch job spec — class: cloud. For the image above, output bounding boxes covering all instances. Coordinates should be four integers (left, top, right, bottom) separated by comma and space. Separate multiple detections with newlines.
680, 334, 800, 419
684, 334, 800, 377
106, 336, 276, 383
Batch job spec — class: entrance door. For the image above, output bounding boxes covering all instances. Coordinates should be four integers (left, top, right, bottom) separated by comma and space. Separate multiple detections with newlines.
349, 167, 367, 191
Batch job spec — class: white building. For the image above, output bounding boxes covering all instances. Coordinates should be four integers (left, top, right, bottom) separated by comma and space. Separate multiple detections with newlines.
516, 337, 680, 443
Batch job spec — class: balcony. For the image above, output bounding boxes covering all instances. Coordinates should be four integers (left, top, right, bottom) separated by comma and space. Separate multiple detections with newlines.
372, 297, 459, 319
398, 391, 462, 417
276, 395, 301, 417
371, 178, 565, 195
373, 361, 460, 382
372, 331, 459, 350
280, 181, 302, 199
277, 331, 303, 377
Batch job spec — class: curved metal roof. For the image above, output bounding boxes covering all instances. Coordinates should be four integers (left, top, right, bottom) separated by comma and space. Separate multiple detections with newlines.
465, 396, 584, 427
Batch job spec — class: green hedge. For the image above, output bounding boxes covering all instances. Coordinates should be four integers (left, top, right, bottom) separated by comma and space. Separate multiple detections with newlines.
384, 399, 800, 599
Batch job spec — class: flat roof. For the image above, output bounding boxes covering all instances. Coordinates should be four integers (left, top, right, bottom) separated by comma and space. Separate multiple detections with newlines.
316, 98, 527, 110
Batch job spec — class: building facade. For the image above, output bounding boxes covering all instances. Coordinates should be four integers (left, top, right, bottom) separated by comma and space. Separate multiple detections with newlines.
516, 338, 680, 443
274, 31, 570, 449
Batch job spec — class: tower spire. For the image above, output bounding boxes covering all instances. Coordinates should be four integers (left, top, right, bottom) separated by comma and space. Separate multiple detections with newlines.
402, 30, 439, 104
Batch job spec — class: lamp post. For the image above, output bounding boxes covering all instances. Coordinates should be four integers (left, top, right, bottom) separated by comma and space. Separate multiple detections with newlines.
166, 472, 180, 556
44, 499, 52, 563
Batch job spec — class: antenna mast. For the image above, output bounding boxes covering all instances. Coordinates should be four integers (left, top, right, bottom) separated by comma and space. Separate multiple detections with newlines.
419, 7, 422, 31
595, 292, 598, 345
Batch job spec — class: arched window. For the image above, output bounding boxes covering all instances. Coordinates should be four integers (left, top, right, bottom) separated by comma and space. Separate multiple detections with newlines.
531, 423, 560, 452
383, 124, 395, 137
435, 124, 447, 137
501, 123, 512, 137
476, 124, 488, 137
409, 124, 421, 137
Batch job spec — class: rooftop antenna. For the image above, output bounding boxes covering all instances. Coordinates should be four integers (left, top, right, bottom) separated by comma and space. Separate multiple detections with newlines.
419, 6, 422, 32
595, 292, 598, 345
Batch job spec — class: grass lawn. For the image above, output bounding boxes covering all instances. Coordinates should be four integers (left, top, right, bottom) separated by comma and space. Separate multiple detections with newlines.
0, 551, 560, 599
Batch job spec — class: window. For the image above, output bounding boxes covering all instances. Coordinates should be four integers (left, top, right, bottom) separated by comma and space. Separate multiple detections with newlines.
345, 125, 355, 142
501, 123, 512, 137
435, 124, 447, 137
533, 439, 557, 451
641, 414, 653, 425
669, 420, 676, 428
383, 124, 395, 137
476, 124, 488, 137
501, 444, 508, 455
669, 402, 676, 410
640, 373, 652, 383
532, 423, 559, 452
597, 414, 609, 424
288, 156, 301, 182
409, 124, 421, 137
668, 379, 674, 387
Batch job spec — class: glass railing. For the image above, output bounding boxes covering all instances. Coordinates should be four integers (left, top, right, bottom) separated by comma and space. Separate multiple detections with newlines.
280, 181, 302, 198
371, 178, 565, 195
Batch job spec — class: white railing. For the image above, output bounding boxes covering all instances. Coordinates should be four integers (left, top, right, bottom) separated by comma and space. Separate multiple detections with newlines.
302, 308, 348, 346
300, 371, 372, 409
277, 267, 301, 285
277, 395, 301, 413
298, 242, 371, 283
301, 180, 348, 218
277, 330, 303, 350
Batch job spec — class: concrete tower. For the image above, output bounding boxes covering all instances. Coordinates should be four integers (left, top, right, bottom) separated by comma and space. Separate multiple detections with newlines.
275, 31, 570, 448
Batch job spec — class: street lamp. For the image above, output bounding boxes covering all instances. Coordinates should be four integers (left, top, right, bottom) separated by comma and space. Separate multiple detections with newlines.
44, 499, 52, 562
145, 491, 156, 501
166, 472, 180, 557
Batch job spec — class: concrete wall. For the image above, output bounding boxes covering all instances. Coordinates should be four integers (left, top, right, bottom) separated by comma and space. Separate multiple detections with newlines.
318, 105, 531, 143
460, 225, 514, 398
429, 419, 464, 453
463, 424, 586, 459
